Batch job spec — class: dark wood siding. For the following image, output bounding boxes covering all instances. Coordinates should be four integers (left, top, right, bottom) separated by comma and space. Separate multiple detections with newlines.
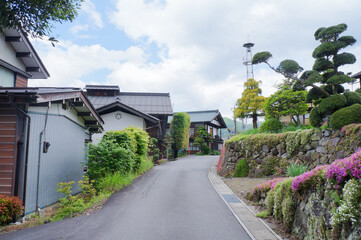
0, 104, 17, 196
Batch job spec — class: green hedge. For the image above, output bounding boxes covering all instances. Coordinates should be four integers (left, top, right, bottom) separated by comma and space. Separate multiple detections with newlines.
259, 118, 283, 133
87, 127, 149, 180
330, 104, 361, 129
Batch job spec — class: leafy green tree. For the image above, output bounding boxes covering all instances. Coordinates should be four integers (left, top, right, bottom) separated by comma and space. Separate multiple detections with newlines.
0, 0, 83, 43
234, 78, 266, 129
252, 23, 356, 100
170, 112, 191, 159
193, 126, 211, 155
264, 85, 308, 125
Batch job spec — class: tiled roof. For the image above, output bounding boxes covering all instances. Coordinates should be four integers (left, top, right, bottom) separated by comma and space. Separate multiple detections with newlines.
88, 92, 173, 115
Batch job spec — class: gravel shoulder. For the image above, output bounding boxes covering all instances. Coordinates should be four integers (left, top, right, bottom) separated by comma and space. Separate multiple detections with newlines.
223, 177, 297, 240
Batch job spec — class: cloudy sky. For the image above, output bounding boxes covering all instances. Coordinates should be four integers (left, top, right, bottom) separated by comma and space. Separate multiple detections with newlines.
30, 0, 361, 117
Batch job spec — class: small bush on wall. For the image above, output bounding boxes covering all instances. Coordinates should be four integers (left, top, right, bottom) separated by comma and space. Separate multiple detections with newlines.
233, 159, 249, 177
259, 118, 283, 133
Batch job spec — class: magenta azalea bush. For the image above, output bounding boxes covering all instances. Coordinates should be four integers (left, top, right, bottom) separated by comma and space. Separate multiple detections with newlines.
291, 165, 328, 191
325, 149, 361, 186
253, 178, 287, 195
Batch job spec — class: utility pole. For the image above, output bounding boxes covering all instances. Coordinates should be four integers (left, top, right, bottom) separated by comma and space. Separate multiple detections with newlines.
231, 105, 237, 134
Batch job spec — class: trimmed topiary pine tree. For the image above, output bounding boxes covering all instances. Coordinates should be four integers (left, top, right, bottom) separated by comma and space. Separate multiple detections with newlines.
252, 23, 358, 127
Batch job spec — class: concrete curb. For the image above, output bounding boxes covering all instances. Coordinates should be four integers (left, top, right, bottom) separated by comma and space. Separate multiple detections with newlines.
208, 164, 282, 240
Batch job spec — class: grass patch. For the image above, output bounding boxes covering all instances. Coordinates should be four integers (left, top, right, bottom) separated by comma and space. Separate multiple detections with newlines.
0, 157, 154, 233
256, 210, 269, 218
96, 173, 134, 193
286, 163, 308, 177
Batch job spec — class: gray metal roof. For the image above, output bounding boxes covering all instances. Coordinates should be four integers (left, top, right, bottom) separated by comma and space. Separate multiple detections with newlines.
0, 87, 104, 132
84, 85, 120, 91
187, 110, 221, 122
88, 92, 173, 115
0, 87, 81, 94
168, 110, 227, 128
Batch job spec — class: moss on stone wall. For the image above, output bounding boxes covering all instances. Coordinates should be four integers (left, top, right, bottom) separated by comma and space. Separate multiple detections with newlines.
222, 125, 361, 178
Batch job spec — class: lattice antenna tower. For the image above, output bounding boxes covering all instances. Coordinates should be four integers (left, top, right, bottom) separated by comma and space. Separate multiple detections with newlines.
243, 42, 255, 81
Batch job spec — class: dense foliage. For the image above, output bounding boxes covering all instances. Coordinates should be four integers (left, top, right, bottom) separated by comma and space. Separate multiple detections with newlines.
170, 112, 191, 158
234, 78, 266, 128
0, 195, 24, 225
87, 127, 149, 181
0, 0, 83, 43
259, 118, 283, 133
263, 85, 308, 124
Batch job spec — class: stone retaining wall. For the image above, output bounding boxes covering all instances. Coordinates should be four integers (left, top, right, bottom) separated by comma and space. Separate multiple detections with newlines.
221, 128, 359, 177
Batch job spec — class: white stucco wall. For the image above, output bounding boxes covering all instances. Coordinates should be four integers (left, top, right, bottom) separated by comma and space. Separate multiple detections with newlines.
92, 111, 146, 143
0, 33, 26, 71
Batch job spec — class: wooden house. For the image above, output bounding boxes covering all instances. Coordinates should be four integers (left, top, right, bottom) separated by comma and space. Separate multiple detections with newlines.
85, 85, 173, 146
168, 110, 227, 154
0, 29, 103, 214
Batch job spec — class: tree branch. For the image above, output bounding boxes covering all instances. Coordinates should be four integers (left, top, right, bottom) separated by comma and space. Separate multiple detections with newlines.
264, 62, 330, 97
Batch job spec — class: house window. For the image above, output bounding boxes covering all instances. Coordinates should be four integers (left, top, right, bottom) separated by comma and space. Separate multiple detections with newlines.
0, 66, 15, 87
190, 128, 194, 135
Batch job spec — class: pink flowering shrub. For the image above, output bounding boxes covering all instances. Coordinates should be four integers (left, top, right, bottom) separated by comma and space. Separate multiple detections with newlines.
325, 149, 361, 187
253, 178, 287, 194
251, 178, 287, 201
291, 165, 328, 191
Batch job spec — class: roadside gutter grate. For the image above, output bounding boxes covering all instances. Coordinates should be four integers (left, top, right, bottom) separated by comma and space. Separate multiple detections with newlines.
222, 194, 241, 203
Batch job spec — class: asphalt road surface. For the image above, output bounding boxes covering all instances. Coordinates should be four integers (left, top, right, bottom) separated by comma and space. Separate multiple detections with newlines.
2, 156, 251, 240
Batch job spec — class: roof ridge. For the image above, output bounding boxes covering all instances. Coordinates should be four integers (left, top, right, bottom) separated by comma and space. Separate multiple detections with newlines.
119, 92, 170, 96
185, 110, 219, 114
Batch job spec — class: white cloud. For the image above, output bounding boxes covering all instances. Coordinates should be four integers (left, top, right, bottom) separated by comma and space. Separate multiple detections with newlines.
31, 0, 361, 119
70, 24, 89, 35
30, 40, 146, 88
82, 0, 103, 28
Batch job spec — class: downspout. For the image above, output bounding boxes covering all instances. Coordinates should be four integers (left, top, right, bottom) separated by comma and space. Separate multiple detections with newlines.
36, 105, 50, 215
10, 101, 31, 215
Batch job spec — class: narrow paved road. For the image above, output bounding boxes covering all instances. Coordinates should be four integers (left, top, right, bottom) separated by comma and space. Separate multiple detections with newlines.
2, 156, 251, 240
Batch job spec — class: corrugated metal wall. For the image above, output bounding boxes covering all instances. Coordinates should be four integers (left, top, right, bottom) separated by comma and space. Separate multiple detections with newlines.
25, 113, 87, 214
